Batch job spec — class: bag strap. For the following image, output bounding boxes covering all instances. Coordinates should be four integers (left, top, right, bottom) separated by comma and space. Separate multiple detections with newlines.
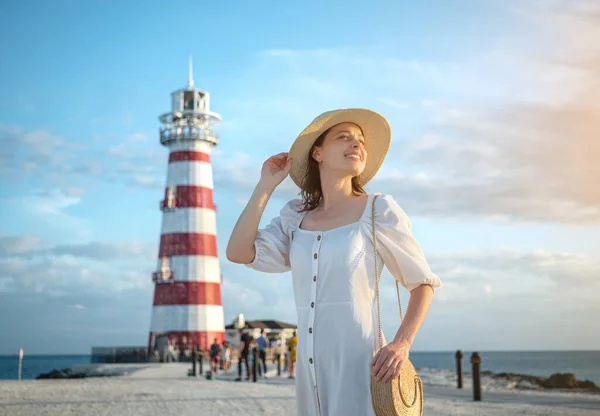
372, 193, 404, 351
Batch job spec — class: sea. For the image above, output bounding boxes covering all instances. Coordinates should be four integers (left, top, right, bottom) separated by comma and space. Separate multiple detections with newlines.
1, 351, 599, 389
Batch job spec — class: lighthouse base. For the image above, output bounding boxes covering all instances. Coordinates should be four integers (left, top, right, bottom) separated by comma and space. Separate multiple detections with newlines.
148, 330, 224, 356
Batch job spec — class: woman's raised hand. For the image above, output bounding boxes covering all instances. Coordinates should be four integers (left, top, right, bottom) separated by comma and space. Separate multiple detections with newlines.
258, 152, 293, 191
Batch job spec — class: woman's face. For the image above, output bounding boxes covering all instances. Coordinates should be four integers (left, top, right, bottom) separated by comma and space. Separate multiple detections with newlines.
312, 122, 367, 178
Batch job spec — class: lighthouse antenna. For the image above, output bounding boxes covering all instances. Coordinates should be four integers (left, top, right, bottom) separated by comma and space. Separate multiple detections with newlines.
188, 56, 194, 88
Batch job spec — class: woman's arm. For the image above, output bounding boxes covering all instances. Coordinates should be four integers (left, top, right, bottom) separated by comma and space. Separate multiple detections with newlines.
226, 183, 275, 264
371, 284, 434, 382
226, 152, 293, 265
392, 284, 434, 345
369, 194, 442, 382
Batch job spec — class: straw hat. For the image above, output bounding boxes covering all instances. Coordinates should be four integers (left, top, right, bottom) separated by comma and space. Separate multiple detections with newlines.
288, 108, 391, 189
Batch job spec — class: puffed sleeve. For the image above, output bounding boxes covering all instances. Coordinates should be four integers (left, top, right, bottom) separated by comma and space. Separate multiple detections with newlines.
244, 199, 303, 273
373, 193, 443, 292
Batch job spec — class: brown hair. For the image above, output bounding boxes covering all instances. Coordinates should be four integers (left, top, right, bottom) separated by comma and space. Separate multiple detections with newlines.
298, 127, 367, 213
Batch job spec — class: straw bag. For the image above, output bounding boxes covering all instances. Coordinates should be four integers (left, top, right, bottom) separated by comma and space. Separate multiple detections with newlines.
370, 194, 423, 416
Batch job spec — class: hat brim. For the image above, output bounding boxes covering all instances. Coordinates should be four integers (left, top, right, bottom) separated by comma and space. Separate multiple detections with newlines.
288, 108, 391, 189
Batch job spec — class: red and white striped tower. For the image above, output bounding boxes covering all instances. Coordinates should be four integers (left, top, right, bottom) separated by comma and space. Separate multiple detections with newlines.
148, 58, 224, 353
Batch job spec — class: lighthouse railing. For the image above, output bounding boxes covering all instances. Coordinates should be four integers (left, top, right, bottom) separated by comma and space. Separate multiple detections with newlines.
160, 126, 219, 145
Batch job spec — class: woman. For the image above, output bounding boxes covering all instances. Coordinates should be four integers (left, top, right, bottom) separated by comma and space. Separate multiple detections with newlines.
226, 108, 442, 415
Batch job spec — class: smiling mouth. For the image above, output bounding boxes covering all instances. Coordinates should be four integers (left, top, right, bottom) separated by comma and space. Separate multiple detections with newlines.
346, 154, 361, 162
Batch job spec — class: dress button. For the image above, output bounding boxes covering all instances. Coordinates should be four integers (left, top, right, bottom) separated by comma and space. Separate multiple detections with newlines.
317, 235, 321, 241
309, 358, 313, 364
311, 302, 314, 308
309, 328, 312, 333
313, 276, 316, 281
313, 253, 318, 259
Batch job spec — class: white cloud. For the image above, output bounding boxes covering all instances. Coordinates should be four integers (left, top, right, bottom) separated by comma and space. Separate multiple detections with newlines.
221, 270, 297, 325
127, 132, 148, 142
0, 124, 72, 174
21, 188, 81, 216
371, 94, 600, 223
130, 174, 162, 189
0, 235, 155, 261
8, 188, 92, 241
105, 132, 166, 189
0, 123, 163, 191
0, 235, 154, 303
0, 124, 109, 192
212, 151, 261, 191
376, 247, 600, 349
90, 113, 133, 126
222, 279, 264, 310
412, 249, 600, 320
377, 98, 409, 110
0, 238, 155, 295
0, 235, 45, 256
214, 1, 600, 224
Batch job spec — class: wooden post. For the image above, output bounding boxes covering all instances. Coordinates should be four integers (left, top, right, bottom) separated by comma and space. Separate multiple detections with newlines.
470, 352, 482, 401
456, 350, 463, 389
18, 348, 23, 381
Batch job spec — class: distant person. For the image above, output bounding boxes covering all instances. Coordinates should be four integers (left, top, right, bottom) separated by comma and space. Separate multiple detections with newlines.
256, 329, 268, 376
219, 340, 225, 370
209, 338, 221, 373
235, 329, 251, 381
209, 338, 221, 374
249, 338, 262, 377
226, 109, 442, 414
221, 341, 231, 374
288, 331, 297, 378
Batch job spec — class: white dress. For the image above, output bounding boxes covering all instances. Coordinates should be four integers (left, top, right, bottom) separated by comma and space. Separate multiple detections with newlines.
245, 192, 443, 416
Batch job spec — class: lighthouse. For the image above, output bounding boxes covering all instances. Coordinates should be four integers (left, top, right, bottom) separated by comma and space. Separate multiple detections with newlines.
148, 58, 225, 354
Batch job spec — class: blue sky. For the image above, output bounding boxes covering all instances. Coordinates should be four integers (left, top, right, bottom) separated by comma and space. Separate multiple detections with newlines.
1, 0, 599, 355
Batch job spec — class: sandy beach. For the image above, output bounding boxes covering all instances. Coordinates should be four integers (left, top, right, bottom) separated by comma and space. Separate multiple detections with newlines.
1, 363, 599, 416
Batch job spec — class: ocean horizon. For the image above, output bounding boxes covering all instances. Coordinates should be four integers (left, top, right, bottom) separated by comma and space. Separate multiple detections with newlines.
1, 350, 598, 387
